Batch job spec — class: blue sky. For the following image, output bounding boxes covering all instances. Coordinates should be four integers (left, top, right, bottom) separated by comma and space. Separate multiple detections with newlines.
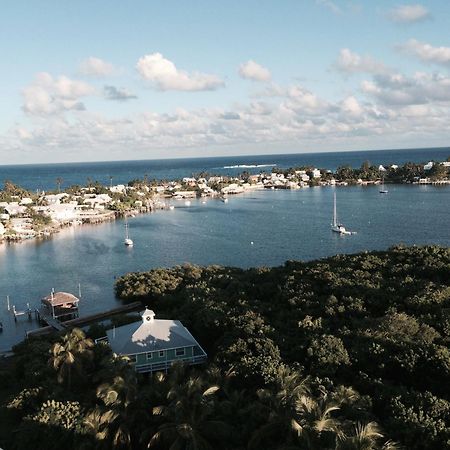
1, 0, 450, 163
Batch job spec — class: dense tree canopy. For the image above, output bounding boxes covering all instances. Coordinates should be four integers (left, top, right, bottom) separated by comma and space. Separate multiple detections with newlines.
1, 245, 449, 449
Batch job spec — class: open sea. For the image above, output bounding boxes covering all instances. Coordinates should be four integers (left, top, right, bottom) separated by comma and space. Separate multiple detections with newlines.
0, 147, 449, 350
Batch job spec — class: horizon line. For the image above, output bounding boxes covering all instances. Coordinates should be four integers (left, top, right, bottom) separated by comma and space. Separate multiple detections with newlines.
0, 145, 449, 168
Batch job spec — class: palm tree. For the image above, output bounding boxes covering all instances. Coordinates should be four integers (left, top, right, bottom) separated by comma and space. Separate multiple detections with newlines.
249, 367, 311, 449
84, 373, 140, 449
50, 328, 94, 389
292, 394, 340, 449
337, 422, 399, 450
148, 374, 230, 450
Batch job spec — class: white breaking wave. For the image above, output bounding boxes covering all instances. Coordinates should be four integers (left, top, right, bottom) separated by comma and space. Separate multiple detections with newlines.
223, 163, 276, 169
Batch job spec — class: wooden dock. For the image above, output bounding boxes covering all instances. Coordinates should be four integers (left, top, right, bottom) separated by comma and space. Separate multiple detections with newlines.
26, 301, 142, 338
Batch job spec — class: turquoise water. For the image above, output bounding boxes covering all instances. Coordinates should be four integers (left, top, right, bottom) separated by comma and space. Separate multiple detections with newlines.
0, 185, 449, 350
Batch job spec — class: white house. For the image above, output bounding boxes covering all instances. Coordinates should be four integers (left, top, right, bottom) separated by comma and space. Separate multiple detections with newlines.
424, 161, 434, 171
312, 169, 321, 178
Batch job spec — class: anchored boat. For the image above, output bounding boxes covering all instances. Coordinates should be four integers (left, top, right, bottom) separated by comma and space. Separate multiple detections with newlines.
124, 219, 133, 246
331, 192, 356, 235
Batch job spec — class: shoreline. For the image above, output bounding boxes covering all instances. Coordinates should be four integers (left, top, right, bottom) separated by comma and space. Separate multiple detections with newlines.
1, 181, 449, 246
1, 156, 449, 245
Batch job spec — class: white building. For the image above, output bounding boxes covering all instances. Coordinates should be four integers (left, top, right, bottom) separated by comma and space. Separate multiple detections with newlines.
424, 161, 434, 171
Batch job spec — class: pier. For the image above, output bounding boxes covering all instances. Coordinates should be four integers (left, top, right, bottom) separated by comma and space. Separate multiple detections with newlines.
12, 304, 32, 322
27, 301, 142, 337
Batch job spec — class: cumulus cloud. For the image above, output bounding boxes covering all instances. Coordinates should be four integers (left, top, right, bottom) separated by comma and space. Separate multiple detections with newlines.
9, 65, 450, 160
387, 4, 431, 23
136, 53, 224, 91
79, 57, 115, 77
103, 85, 137, 101
361, 72, 450, 106
334, 49, 389, 75
22, 72, 95, 115
398, 39, 450, 67
239, 60, 271, 81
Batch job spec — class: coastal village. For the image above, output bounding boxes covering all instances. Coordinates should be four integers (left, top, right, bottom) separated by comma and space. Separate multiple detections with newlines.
0, 158, 449, 243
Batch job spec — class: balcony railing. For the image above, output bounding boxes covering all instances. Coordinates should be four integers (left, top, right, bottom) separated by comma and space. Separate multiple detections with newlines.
134, 354, 207, 374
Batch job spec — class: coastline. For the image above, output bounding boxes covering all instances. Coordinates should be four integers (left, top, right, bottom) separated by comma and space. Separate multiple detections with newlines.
1, 155, 449, 245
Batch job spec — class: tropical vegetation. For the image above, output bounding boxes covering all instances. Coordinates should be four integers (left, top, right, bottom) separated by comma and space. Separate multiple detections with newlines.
1, 245, 450, 448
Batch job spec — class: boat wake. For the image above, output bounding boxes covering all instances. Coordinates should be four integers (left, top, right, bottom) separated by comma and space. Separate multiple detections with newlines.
222, 164, 277, 169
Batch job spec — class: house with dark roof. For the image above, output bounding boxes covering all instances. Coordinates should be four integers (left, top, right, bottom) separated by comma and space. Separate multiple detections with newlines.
104, 308, 207, 373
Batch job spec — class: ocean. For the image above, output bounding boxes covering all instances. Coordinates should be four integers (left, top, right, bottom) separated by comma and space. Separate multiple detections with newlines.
1, 147, 449, 191
0, 147, 449, 350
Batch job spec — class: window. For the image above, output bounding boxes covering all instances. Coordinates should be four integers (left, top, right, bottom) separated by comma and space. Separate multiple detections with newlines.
159, 350, 165, 357
129, 354, 137, 363
146, 352, 153, 360
175, 348, 185, 356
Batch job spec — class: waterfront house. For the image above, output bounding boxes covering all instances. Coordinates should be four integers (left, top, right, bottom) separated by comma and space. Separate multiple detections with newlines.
104, 309, 207, 373
39, 291, 80, 320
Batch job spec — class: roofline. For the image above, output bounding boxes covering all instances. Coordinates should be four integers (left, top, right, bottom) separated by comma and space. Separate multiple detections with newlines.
105, 319, 206, 357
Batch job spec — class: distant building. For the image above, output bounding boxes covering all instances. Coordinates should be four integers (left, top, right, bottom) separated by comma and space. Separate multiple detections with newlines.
424, 161, 434, 171
311, 169, 321, 178
104, 309, 207, 373
378, 165, 386, 172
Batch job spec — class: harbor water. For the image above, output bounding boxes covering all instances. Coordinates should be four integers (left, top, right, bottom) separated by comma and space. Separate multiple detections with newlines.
1, 183, 449, 350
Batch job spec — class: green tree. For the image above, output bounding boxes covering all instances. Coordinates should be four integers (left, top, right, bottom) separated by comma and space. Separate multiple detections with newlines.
148, 373, 229, 450
49, 328, 94, 389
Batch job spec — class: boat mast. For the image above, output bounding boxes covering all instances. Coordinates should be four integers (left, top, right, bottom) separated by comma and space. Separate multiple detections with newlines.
125, 216, 130, 239
333, 192, 337, 227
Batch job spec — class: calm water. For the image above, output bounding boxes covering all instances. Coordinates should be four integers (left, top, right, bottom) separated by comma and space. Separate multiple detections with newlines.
1, 184, 449, 350
0, 147, 449, 191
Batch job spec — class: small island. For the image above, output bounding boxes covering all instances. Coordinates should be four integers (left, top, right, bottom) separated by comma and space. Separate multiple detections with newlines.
1, 156, 449, 243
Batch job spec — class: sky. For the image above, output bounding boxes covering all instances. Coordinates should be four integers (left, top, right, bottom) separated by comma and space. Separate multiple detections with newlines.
1, 0, 450, 164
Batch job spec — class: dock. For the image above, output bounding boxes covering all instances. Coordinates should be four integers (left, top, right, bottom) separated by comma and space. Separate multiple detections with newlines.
27, 301, 142, 338
12, 304, 32, 321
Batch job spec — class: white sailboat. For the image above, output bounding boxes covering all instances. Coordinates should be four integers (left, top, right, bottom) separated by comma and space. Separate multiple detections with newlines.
124, 219, 133, 246
331, 192, 356, 235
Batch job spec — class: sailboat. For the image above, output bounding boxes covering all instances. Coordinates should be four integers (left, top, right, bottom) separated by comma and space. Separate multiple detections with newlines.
379, 177, 388, 194
124, 218, 133, 246
331, 192, 356, 235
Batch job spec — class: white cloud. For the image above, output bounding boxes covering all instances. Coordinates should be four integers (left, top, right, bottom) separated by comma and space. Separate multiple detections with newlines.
8, 65, 450, 161
79, 57, 115, 77
361, 71, 450, 106
398, 39, 450, 67
387, 4, 431, 23
239, 60, 271, 82
136, 53, 224, 91
334, 49, 389, 75
22, 72, 95, 116
341, 96, 363, 116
